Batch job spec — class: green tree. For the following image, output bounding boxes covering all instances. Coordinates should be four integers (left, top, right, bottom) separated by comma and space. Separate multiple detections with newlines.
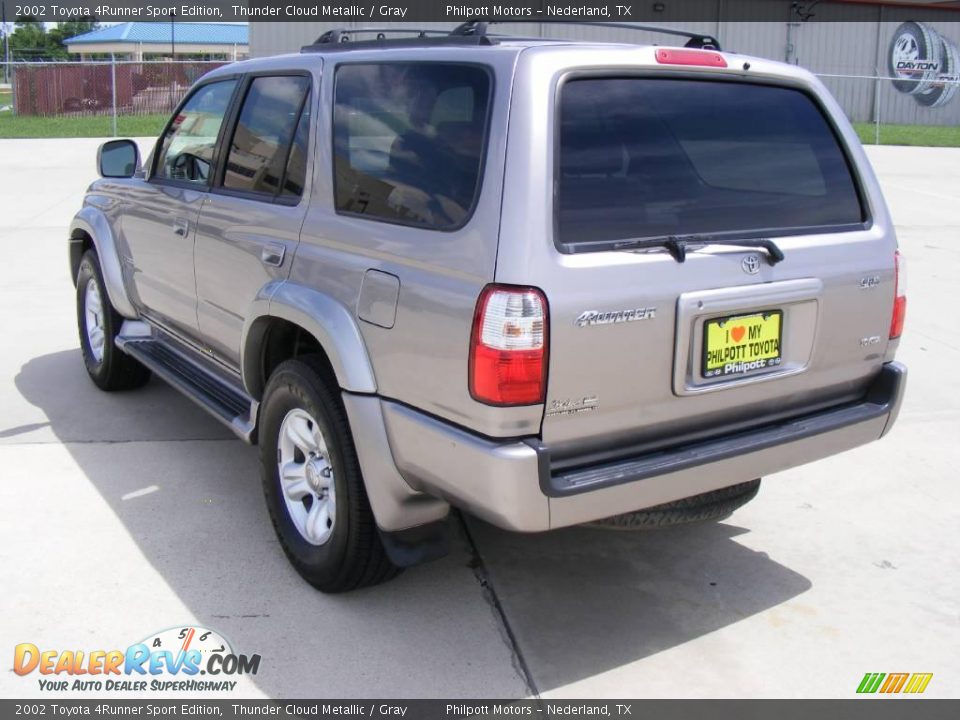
10, 19, 98, 60
9, 20, 52, 60
48, 20, 99, 49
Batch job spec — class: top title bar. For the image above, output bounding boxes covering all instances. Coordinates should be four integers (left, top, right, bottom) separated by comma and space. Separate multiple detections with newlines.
2, 0, 960, 23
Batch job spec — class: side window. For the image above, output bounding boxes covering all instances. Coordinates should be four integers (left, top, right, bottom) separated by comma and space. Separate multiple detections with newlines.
223, 75, 311, 198
155, 80, 237, 185
333, 63, 491, 229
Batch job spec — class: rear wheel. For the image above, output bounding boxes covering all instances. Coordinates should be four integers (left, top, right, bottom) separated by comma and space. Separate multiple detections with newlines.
76, 249, 151, 391
259, 357, 400, 592
588, 479, 761, 530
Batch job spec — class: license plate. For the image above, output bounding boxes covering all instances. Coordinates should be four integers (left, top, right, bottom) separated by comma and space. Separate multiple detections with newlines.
702, 310, 783, 378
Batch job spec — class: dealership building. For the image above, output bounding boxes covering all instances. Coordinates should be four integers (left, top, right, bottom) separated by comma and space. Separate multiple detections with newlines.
248, 0, 960, 126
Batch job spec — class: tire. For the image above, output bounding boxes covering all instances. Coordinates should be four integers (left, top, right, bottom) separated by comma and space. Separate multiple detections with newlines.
76, 249, 151, 391
259, 356, 400, 592
587, 479, 761, 531
888, 21, 940, 96
915, 33, 959, 108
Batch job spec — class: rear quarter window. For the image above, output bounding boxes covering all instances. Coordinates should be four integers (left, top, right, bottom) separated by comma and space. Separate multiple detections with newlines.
333, 62, 492, 230
556, 77, 866, 249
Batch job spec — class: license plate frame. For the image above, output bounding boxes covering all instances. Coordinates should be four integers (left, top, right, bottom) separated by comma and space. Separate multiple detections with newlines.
701, 310, 784, 379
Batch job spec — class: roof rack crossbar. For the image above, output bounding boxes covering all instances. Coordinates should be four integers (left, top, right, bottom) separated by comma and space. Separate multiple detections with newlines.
452, 20, 722, 50
301, 28, 496, 53
315, 28, 449, 43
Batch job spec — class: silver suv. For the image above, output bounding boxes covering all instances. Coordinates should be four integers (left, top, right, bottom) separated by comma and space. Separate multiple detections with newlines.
70, 24, 907, 592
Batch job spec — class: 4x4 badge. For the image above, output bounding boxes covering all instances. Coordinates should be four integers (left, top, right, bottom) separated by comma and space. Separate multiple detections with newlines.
742, 254, 762, 275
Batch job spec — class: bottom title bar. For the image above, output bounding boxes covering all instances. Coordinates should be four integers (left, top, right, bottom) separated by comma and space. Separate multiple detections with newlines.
3, 700, 958, 720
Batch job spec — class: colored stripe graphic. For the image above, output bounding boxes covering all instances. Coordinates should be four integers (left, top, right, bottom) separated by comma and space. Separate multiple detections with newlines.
857, 673, 886, 693
857, 672, 933, 694
904, 673, 934, 694
880, 673, 909, 693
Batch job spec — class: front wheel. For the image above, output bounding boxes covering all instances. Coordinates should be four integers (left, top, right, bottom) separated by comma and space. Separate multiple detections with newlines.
259, 357, 400, 592
76, 249, 151, 391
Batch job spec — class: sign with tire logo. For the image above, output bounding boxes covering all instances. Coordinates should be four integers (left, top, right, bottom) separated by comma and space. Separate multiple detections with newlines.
889, 21, 960, 108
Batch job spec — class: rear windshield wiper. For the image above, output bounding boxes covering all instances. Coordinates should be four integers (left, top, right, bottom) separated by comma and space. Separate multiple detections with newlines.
613, 235, 785, 266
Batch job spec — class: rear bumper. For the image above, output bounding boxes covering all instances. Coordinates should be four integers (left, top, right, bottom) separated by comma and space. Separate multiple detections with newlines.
381, 362, 906, 532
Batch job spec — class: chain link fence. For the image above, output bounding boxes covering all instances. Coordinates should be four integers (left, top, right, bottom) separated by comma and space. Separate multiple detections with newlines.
818, 72, 960, 146
0, 60, 227, 137
0, 59, 958, 145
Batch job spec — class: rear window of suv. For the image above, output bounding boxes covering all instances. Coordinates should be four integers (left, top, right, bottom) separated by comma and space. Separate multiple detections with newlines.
556, 78, 866, 250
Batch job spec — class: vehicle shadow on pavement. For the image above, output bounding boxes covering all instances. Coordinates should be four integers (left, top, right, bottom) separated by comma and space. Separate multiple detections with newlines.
16, 349, 812, 697
14, 350, 528, 698
466, 506, 813, 693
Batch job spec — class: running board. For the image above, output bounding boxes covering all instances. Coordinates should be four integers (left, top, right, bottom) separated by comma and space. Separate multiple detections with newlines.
116, 328, 258, 443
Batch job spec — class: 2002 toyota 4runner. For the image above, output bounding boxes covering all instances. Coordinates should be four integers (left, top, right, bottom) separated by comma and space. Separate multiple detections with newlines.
70, 23, 907, 592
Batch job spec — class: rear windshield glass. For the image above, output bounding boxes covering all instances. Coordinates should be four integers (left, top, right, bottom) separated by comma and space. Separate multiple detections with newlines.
556, 78, 865, 249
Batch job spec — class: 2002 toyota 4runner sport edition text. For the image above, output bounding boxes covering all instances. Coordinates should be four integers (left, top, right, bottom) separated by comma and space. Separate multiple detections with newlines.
69, 23, 907, 592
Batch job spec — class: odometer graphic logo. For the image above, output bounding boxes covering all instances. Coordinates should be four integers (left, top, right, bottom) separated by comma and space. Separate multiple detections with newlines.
13, 626, 261, 693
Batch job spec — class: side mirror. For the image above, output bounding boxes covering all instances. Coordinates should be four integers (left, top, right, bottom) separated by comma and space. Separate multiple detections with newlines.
98, 140, 140, 178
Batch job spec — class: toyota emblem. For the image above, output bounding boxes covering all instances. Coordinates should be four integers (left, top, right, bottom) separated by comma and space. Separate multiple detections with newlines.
741, 254, 762, 275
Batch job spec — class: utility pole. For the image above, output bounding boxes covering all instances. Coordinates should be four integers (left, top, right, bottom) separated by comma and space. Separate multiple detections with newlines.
168, 9, 177, 112
2, 2, 9, 85
110, 52, 118, 137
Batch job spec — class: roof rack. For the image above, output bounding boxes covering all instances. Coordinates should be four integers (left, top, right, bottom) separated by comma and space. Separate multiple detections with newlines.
301, 28, 495, 53
301, 22, 721, 54
452, 21, 721, 50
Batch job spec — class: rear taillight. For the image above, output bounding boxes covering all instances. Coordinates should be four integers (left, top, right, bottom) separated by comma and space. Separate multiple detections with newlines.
890, 250, 907, 339
469, 285, 548, 406
655, 48, 728, 68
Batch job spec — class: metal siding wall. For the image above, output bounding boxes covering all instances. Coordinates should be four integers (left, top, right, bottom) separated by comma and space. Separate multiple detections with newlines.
793, 22, 880, 74
248, 8, 960, 126
794, 21, 883, 123
719, 22, 788, 61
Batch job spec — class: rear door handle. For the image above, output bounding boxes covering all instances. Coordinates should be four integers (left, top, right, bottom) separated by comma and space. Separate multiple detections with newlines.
173, 218, 189, 236
261, 242, 286, 268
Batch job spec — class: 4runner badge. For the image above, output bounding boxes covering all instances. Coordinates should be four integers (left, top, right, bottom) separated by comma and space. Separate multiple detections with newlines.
576, 308, 656, 327
546, 396, 599, 417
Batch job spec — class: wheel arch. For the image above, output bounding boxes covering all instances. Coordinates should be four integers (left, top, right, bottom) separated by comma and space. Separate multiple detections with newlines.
241, 281, 377, 400
69, 229, 93, 286
243, 283, 449, 544
70, 208, 138, 319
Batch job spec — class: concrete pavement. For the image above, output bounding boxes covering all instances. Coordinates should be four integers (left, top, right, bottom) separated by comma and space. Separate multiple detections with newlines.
470, 144, 960, 698
0, 138, 957, 699
0, 139, 526, 699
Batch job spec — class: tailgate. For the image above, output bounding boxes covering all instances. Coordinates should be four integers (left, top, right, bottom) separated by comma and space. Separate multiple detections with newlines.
495, 63, 899, 457
539, 236, 894, 453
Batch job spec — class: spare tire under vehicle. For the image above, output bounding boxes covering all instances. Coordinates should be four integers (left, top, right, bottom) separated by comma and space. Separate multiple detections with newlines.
588, 479, 761, 530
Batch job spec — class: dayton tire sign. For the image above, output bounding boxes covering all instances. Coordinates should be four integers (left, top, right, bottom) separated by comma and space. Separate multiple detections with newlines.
889, 21, 960, 108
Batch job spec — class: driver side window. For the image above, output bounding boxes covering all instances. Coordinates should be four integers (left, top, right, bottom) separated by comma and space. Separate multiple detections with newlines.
155, 79, 238, 185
